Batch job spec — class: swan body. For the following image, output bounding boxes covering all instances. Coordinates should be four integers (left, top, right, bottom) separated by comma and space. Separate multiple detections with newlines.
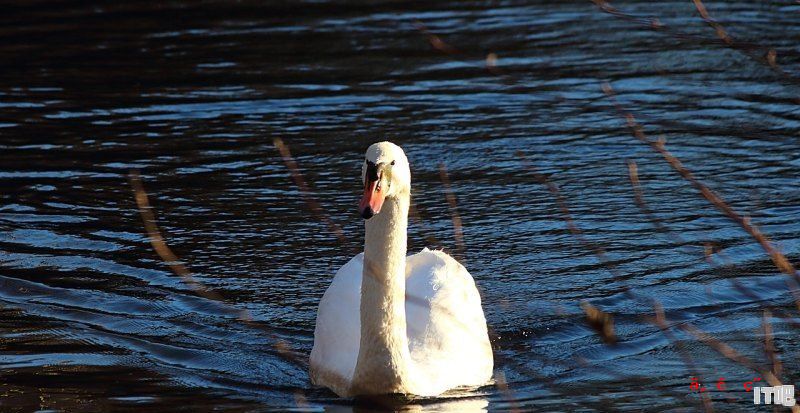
309, 142, 493, 397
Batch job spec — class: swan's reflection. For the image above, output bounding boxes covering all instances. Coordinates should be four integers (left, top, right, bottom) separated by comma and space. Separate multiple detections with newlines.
324, 394, 489, 413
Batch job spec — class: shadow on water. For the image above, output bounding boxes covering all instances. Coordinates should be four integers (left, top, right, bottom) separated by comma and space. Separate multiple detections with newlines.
1, 0, 800, 411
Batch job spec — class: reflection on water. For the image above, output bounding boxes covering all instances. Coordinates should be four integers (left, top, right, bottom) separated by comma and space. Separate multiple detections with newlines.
327, 395, 489, 413
1, 0, 799, 411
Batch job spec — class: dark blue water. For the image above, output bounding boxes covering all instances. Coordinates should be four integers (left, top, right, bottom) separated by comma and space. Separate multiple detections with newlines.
1, 1, 799, 411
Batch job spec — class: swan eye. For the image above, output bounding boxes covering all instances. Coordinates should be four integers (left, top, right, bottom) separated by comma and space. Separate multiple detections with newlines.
391, 160, 395, 166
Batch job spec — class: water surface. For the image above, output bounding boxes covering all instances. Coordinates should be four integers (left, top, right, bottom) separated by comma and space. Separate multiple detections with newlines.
1, 1, 800, 411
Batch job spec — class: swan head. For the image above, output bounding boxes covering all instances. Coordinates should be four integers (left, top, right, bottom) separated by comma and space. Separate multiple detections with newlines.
359, 141, 410, 219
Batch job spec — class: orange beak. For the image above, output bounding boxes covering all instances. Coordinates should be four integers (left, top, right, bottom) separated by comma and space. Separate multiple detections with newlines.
359, 176, 385, 219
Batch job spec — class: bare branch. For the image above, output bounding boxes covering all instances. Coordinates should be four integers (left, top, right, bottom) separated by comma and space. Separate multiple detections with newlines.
130, 170, 230, 305
129, 170, 308, 368
762, 309, 782, 379
439, 163, 466, 259
650, 302, 714, 412
603, 82, 800, 310
273, 138, 351, 249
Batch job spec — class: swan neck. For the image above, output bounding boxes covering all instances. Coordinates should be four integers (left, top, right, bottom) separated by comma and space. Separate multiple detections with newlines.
353, 192, 411, 394
364, 193, 409, 280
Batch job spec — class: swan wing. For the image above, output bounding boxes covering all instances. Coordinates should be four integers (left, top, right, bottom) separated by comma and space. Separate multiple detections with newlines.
309, 253, 363, 396
405, 248, 494, 395
310, 249, 493, 397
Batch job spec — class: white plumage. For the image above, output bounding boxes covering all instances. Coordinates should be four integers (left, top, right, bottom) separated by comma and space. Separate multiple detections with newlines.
309, 141, 493, 397
310, 249, 493, 396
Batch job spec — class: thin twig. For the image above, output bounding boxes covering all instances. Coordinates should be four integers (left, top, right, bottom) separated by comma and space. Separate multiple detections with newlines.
762, 309, 782, 380
438, 163, 466, 260
130, 170, 308, 368
518, 154, 637, 303
653, 301, 798, 413
592, 0, 799, 85
414, 20, 460, 55
679, 323, 783, 386
629, 159, 752, 270
691, 0, 732, 46
409, 201, 445, 249
691, 0, 791, 79
628, 160, 692, 248
494, 371, 522, 413
581, 301, 617, 345
650, 302, 714, 412
668, 311, 799, 413
273, 138, 351, 249
414, 20, 513, 80
130, 170, 231, 306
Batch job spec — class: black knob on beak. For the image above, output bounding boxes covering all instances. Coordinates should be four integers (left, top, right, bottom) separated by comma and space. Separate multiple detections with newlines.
361, 207, 374, 219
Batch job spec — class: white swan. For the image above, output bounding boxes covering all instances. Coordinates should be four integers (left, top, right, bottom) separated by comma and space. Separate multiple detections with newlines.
310, 141, 493, 397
